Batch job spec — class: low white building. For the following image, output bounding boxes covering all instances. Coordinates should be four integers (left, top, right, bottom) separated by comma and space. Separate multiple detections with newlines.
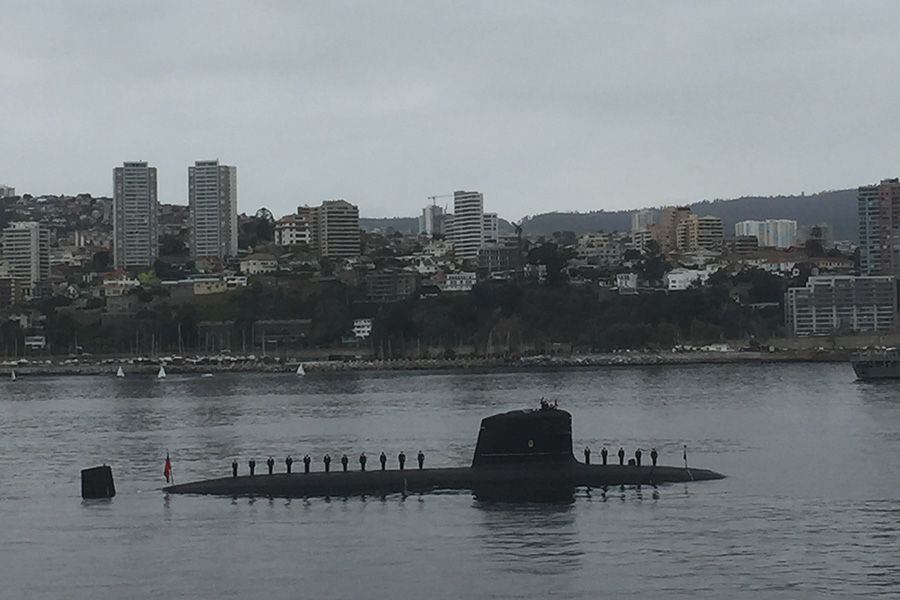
240, 253, 278, 275
353, 318, 373, 339
274, 214, 311, 247
423, 240, 453, 258
225, 275, 248, 288
786, 275, 896, 336
406, 255, 439, 276
24, 335, 46, 350
102, 276, 140, 297
666, 268, 709, 291
576, 232, 628, 266
440, 271, 477, 293
616, 272, 639, 294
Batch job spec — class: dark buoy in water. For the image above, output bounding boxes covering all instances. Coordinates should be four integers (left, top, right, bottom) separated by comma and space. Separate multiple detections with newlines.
81, 465, 116, 499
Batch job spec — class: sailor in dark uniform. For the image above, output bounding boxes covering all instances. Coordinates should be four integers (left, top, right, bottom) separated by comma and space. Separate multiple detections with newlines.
266, 456, 275, 475
584, 447, 591, 464
359, 452, 367, 471
249, 459, 256, 476
600, 447, 608, 466
650, 448, 658, 467
285, 455, 293, 474
303, 454, 311, 473
380, 452, 387, 471
417, 451, 425, 470
635, 448, 642, 467
232, 460, 238, 478
617, 447, 625, 466
341, 454, 349, 472
398, 451, 406, 470
324, 454, 331, 473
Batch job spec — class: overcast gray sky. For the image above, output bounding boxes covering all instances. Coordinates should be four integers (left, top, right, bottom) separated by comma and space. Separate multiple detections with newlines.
1, 1, 899, 220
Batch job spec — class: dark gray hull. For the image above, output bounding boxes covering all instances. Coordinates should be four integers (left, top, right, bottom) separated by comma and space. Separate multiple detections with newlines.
164, 463, 724, 499
852, 360, 900, 380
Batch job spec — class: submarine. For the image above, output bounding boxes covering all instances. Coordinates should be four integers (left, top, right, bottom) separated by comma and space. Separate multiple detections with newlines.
164, 405, 724, 499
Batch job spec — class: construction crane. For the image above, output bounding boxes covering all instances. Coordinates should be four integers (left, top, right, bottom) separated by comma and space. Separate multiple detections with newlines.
422, 194, 454, 238
426, 193, 453, 208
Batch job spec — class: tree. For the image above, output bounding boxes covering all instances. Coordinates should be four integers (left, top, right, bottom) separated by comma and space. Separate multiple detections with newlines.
159, 234, 188, 257
804, 238, 825, 257
528, 243, 569, 285
137, 270, 160, 286
90, 251, 111, 272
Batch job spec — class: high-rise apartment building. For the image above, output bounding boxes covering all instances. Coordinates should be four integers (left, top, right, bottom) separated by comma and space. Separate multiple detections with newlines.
652, 206, 693, 253
0, 184, 15, 198
450, 190, 484, 259
113, 161, 158, 269
299, 199, 360, 258
734, 219, 797, 248
189, 160, 238, 259
1, 222, 49, 295
675, 215, 723, 253
858, 179, 900, 276
483, 212, 499, 244
631, 209, 659, 234
419, 204, 446, 236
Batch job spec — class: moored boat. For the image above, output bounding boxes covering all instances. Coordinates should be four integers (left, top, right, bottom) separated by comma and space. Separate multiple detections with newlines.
851, 350, 900, 380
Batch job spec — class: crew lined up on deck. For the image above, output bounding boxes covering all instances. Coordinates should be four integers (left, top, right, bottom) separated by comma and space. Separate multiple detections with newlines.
230, 450, 428, 476
228, 446, 681, 476
586, 446, 668, 467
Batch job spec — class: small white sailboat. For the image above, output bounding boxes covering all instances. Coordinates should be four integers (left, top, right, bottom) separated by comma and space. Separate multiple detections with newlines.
200, 373, 214, 378
296, 363, 306, 376
10, 370, 16, 381
157, 365, 167, 380
116, 366, 125, 378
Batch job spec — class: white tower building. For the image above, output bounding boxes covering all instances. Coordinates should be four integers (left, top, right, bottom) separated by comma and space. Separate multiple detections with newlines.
189, 160, 238, 259
113, 161, 158, 269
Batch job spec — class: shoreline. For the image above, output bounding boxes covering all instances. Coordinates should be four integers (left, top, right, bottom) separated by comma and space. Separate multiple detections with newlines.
1, 349, 852, 377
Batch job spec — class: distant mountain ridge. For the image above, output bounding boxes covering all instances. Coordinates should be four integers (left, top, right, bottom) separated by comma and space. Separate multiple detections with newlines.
362, 188, 859, 241
520, 189, 857, 241
359, 217, 419, 233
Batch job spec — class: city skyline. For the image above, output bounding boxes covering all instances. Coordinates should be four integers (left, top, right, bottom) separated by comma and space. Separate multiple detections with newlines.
3, 3, 900, 220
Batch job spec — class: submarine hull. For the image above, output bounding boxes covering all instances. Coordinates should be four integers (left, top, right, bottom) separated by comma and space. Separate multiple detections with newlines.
164, 463, 724, 499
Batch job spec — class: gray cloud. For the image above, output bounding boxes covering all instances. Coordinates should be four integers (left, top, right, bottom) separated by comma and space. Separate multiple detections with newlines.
1, 1, 899, 220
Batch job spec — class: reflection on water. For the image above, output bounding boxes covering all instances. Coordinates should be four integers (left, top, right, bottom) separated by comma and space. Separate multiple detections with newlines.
474, 500, 582, 574
0, 364, 898, 598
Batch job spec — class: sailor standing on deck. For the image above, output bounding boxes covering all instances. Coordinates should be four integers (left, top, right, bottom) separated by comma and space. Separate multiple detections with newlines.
341, 454, 349, 472
232, 460, 238, 478
584, 447, 591, 464
617, 447, 625, 466
324, 454, 331, 473
650, 448, 658, 467
267, 456, 275, 475
359, 452, 367, 471
635, 448, 642, 467
303, 454, 311, 473
285, 455, 293, 474
380, 452, 387, 471
398, 451, 406, 471
249, 459, 256, 476
417, 451, 425, 470
601, 447, 608, 466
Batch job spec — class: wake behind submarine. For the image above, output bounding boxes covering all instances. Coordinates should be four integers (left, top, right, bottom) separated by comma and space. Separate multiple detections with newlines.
164, 404, 724, 499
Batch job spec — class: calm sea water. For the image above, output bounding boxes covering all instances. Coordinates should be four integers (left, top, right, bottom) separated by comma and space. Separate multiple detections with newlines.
0, 364, 897, 599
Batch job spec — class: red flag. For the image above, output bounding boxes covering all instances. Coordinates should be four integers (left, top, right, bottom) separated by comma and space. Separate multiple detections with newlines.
164, 453, 172, 483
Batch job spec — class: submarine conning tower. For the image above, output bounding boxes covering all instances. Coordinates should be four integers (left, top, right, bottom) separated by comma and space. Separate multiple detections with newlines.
472, 405, 576, 467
